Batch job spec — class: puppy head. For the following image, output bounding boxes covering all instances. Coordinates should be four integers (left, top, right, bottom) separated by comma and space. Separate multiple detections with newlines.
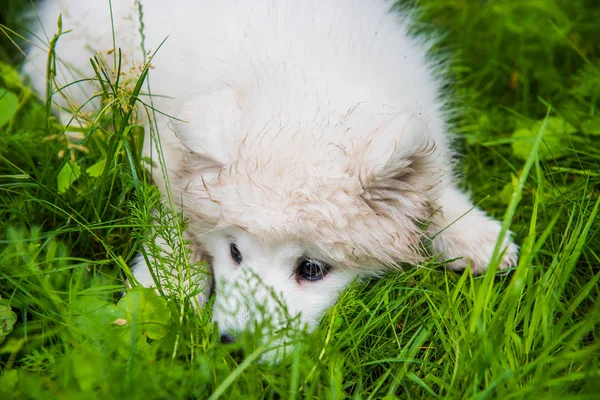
202, 226, 360, 361
174, 88, 444, 357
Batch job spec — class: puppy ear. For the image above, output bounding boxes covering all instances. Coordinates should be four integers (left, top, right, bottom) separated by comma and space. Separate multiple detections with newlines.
173, 86, 243, 168
171, 87, 244, 230
360, 114, 439, 224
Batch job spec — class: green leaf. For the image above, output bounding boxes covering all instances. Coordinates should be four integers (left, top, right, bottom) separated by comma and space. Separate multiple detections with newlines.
118, 287, 172, 340
86, 159, 106, 177
0, 369, 19, 396
73, 296, 127, 334
581, 119, 600, 136
71, 349, 103, 392
57, 161, 81, 194
116, 328, 153, 360
0, 88, 18, 129
512, 117, 577, 161
498, 174, 519, 205
0, 305, 17, 344
0, 61, 25, 92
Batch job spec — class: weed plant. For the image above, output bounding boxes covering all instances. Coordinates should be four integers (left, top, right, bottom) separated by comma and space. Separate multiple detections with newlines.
1, 0, 599, 398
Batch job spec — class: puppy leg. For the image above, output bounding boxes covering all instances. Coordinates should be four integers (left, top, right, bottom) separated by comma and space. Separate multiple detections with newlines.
130, 235, 212, 308
428, 183, 519, 275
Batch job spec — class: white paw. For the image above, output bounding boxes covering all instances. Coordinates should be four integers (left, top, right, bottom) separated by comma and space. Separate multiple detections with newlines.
432, 216, 519, 275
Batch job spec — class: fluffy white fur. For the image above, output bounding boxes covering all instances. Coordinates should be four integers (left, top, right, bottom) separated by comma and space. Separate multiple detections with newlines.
25, 0, 518, 351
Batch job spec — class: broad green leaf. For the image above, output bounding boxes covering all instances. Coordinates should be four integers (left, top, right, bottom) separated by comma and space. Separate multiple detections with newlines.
0, 369, 18, 395
498, 173, 519, 205
86, 159, 106, 177
71, 349, 103, 392
57, 161, 81, 194
0, 88, 18, 129
19, 102, 47, 132
0, 305, 17, 344
117, 287, 172, 340
0, 61, 24, 91
73, 296, 126, 333
512, 117, 576, 161
72, 296, 159, 360
582, 119, 600, 136
116, 328, 153, 360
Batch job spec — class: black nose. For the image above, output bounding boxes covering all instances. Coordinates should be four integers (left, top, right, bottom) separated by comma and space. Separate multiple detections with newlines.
220, 332, 235, 344
220, 332, 244, 360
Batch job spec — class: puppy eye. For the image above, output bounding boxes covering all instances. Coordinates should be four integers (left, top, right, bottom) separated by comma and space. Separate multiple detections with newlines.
296, 259, 330, 282
230, 243, 242, 264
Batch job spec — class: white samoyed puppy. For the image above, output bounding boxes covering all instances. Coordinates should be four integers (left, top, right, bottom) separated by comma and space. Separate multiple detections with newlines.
25, 0, 518, 354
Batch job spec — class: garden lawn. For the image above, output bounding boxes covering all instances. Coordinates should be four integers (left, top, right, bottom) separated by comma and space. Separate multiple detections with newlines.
1, 0, 599, 398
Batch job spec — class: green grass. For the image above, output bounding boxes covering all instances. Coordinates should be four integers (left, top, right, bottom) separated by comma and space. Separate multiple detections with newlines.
1, 0, 600, 398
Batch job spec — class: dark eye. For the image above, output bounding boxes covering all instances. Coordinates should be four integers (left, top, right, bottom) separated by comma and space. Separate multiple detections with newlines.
230, 243, 242, 264
296, 259, 330, 281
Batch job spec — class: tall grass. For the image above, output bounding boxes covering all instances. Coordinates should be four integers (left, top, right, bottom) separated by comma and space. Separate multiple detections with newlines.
1, 0, 599, 398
